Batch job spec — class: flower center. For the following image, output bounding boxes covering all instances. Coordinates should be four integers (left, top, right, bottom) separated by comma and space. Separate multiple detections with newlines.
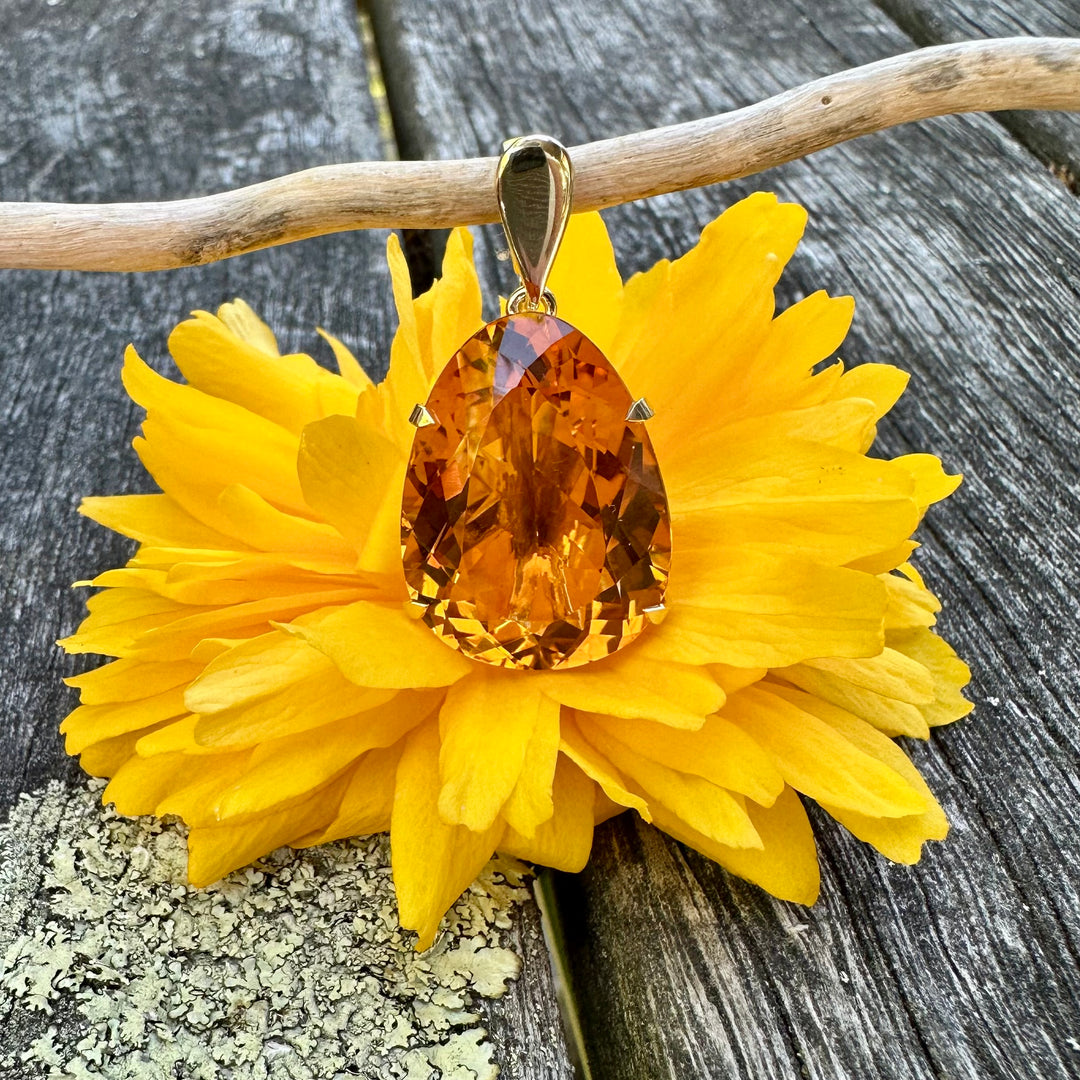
401, 312, 670, 670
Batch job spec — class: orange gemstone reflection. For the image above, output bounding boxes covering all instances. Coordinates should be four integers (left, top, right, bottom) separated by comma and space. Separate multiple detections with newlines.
401, 313, 671, 670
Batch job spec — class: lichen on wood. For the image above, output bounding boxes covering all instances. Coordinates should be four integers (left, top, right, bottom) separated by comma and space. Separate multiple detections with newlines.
0, 780, 529, 1079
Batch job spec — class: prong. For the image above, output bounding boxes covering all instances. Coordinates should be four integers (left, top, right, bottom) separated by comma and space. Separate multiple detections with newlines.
406, 598, 430, 619
626, 397, 654, 422
643, 601, 667, 624
408, 403, 438, 428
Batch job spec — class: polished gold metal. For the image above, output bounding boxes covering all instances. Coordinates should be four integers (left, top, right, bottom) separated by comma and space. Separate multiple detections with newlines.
408, 403, 438, 428
496, 135, 574, 313
507, 285, 557, 315
626, 397, 655, 422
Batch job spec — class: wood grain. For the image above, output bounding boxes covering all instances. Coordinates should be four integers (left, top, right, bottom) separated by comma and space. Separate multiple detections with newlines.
368, 0, 1080, 1077
0, 1, 572, 1075
875, 0, 1080, 189
0, 37, 1078, 271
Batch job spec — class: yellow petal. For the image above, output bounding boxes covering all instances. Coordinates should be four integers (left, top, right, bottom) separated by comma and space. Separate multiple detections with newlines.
787, 646, 936, 732
806, 648, 936, 699
87, 561, 356, 608
216, 299, 280, 356
355, 477, 408, 580
186, 631, 395, 748
593, 789, 627, 825
383, 233, 432, 452
796, 695, 949, 863
680, 398, 879, 463
545, 212, 623, 353
78, 726, 159, 778
61, 686, 190, 754
206, 692, 436, 825
667, 431, 916, 511
284, 601, 472, 688
608, 257, 670, 394
296, 414, 403, 558
65, 657, 200, 705
638, 551, 886, 668
827, 363, 910, 431
127, 446, 230, 541
778, 652, 933, 739
392, 720, 504, 950
112, 588, 366, 662
589, 712, 783, 807
744, 291, 855, 405
665, 291, 855, 447
169, 308, 359, 434
668, 437, 918, 566
185, 627, 332, 710
500, 756, 595, 872
893, 453, 962, 513
216, 484, 356, 562
80, 494, 236, 550
883, 568, 941, 630
619, 193, 808, 440
316, 327, 374, 391
135, 716, 212, 757
887, 627, 973, 728
189, 637, 248, 665
152, 752, 253, 822
186, 772, 350, 888
437, 671, 557, 832
650, 785, 820, 904
124, 346, 312, 520
580, 722, 761, 849
559, 712, 651, 819
728, 685, 927, 817
501, 693, 562, 839
709, 664, 767, 695
300, 745, 402, 846
104, 749, 248, 818
846, 540, 920, 576
60, 588, 191, 657
417, 227, 484, 374
532, 653, 721, 730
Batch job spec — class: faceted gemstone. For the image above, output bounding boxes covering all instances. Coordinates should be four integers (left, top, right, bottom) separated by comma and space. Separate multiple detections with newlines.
401, 312, 671, 670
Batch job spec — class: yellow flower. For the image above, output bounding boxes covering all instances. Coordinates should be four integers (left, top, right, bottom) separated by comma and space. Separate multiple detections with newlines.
60, 193, 971, 949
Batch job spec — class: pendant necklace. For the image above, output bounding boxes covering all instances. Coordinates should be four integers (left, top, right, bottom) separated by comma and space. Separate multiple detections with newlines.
400, 136, 672, 671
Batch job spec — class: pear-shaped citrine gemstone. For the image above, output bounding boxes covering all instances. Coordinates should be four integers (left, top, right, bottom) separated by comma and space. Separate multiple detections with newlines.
401, 312, 670, 670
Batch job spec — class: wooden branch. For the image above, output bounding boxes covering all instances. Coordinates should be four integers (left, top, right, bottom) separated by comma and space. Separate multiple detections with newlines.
1, 37, 1078, 272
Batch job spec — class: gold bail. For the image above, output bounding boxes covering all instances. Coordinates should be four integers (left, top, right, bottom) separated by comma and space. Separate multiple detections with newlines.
496, 134, 573, 314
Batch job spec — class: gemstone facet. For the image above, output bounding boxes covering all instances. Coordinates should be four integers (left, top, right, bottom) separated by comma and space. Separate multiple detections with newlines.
401, 312, 671, 670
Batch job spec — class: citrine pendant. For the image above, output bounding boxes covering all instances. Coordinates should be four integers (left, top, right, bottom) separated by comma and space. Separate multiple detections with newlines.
400, 136, 671, 670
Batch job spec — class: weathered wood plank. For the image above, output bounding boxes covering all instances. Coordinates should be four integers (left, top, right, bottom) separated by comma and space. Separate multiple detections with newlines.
0, 0, 394, 806
0, 2, 572, 1075
369, 0, 1080, 1077
874, 0, 1080, 189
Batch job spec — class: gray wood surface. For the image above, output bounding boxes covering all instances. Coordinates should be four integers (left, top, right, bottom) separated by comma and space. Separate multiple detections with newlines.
874, 0, 1080, 190
0, 1, 571, 1074
368, 0, 1080, 1077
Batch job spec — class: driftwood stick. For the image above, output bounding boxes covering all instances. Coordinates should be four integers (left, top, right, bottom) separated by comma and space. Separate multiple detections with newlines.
1, 37, 1077, 272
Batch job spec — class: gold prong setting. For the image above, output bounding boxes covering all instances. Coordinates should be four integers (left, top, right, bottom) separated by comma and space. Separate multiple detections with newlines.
408, 404, 438, 428
643, 602, 667, 625
626, 397, 655, 422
